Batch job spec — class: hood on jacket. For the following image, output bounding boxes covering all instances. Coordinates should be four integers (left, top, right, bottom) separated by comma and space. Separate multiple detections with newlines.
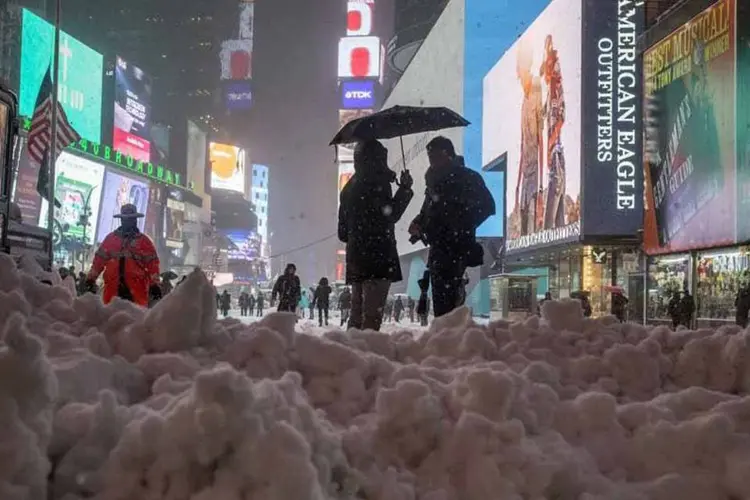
353, 140, 396, 184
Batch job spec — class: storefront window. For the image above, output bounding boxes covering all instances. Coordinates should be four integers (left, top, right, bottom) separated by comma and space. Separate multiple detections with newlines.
647, 255, 690, 321
696, 249, 750, 322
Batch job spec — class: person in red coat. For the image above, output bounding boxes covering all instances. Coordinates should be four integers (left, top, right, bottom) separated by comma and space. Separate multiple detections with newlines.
86, 203, 161, 307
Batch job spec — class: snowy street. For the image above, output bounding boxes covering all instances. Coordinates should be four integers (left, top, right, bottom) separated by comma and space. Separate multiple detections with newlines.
4, 258, 750, 499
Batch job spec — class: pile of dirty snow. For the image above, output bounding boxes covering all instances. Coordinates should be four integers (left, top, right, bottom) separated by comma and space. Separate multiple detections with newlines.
2, 253, 750, 500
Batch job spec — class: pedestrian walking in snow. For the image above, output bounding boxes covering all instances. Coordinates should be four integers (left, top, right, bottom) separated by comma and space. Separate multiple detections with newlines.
417, 271, 430, 326
256, 291, 265, 316
272, 264, 302, 313
313, 277, 332, 326
736, 284, 750, 328
393, 296, 404, 323
220, 290, 231, 317
298, 291, 310, 318
407, 296, 415, 323
409, 137, 495, 318
339, 287, 352, 327
338, 139, 414, 331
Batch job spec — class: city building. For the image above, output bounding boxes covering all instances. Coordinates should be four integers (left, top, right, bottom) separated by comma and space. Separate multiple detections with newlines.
251, 163, 269, 257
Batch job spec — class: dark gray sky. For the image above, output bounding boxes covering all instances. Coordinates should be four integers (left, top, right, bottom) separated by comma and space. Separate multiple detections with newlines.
248, 0, 344, 283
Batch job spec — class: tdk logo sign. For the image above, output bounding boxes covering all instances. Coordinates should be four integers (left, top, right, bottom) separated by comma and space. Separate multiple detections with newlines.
341, 80, 376, 109
225, 82, 252, 111
345, 90, 372, 99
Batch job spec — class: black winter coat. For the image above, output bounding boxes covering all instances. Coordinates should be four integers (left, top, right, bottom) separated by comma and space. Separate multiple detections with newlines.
313, 285, 332, 309
338, 168, 413, 284
413, 163, 495, 255
272, 274, 301, 310
338, 290, 352, 309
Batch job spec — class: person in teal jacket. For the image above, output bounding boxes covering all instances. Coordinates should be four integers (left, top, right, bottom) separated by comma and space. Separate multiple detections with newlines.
298, 290, 310, 318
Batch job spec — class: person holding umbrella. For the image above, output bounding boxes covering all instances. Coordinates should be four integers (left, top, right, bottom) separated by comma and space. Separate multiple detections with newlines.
338, 140, 413, 331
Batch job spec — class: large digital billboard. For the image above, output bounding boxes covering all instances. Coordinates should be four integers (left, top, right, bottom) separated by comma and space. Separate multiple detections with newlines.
113, 56, 152, 162
482, 0, 582, 253
644, 0, 737, 254
96, 170, 150, 242
464, 0, 550, 238
223, 229, 261, 261
209, 142, 246, 194
340, 80, 376, 109
20, 9, 103, 143
187, 120, 208, 195
38, 151, 105, 246
337, 162, 354, 209
338, 37, 381, 78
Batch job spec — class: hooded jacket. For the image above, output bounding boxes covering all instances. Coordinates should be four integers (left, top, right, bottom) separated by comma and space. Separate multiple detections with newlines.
338, 142, 413, 283
87, 226, 160, 307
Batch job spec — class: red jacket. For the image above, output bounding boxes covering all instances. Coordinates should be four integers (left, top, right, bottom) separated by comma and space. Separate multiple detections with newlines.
87, 228, 160, 307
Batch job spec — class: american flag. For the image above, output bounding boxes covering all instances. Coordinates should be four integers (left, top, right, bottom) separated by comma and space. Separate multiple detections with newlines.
27, 65, 80, 165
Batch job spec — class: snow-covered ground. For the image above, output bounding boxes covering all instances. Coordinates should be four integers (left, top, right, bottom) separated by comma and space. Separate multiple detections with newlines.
3, 253, 750, 499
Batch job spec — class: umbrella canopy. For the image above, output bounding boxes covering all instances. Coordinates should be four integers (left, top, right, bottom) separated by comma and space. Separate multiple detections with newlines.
161, 271, 178, 281
329, 105, 470, 145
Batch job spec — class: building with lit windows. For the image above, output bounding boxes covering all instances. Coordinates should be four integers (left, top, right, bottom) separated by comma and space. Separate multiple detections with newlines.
251, 163, 269, 257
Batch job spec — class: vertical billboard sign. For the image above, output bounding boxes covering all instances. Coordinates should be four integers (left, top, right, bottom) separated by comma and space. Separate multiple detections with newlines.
337, 162, 354, 209
96, 170, 150, 241
581, 0, 644, 236
20, 9, 103, 142
643, 0, 736, 254
187, 120, 208, 195
338, 37, 381, 78
113, 56, 152, 162
482, 0, 582, 253
209, 142, 246, 194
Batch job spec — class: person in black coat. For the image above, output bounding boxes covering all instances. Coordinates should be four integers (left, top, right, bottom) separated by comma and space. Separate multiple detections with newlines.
313, 277, 333, 326
736, 284, 750, 327
272, 263, 302, 313
409, 137, 495, 318
338, 139, 414, 331
256, 291, 265, 317
338, 287, 352, 326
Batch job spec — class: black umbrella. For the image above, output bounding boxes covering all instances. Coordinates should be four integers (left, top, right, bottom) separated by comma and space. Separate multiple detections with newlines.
329, 105, 470, 146
161, 271, 178, 281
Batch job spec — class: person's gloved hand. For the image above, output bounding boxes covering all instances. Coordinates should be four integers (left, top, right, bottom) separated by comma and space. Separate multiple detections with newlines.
399, 169, 414, 190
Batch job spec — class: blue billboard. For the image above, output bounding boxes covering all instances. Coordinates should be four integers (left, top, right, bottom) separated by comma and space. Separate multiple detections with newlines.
225, 81, 252, 111
340, 80, 376, 109
464, 0, 549, 238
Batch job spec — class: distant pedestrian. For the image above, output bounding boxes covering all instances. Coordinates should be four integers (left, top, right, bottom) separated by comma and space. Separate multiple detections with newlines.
611, 290, 628, 322
220, 290, 231, 317
271, 263, 301, 313
393, 296, 404, 323
256, 291, 265, 316
736, 284, 750, 328
338, 287, 352, 327
313, 277, 332, 327
407, 296, 415, 323
417, 271, 430, 326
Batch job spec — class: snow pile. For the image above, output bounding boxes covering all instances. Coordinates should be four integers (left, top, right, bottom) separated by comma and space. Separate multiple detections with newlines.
2, 254, 750, 499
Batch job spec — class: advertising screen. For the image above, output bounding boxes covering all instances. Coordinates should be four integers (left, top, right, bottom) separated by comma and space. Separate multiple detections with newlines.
151, 123, 170, 166
225, 81, 252, 111
10, 136, 44, 225
222, 229, 261, 261
113, 56, 152, 162
187, 120, 208, 195
220, 39, 253, 80
337, 162, 354, 209
209, 142, 246, 194
20, 9, 103, 143
581, 0, 644, 236
144, 183, 164, 240
347, 2, 374, 36
95, 170, 150, 243
38, 151, 105, 246
340, 80, 376, 109
482, 0, 582, 253
643, 0, 736, 254
164, 189, 185, 249
338, 37, 381, 78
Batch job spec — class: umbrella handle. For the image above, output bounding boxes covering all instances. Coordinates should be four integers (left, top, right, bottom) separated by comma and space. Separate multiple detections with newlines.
399, 136, 406, 171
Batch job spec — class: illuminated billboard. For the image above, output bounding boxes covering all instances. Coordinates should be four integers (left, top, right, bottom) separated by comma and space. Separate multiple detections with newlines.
20, 9, 103, 143
337, 162, 354, 209
220, 39, 253, 80
340, 80, 376, 109
483, 0, 582, 252
338, 36, 381, 78
347, 2, 374, 36
113, 56, 152, 162
209, 142, 246, 194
